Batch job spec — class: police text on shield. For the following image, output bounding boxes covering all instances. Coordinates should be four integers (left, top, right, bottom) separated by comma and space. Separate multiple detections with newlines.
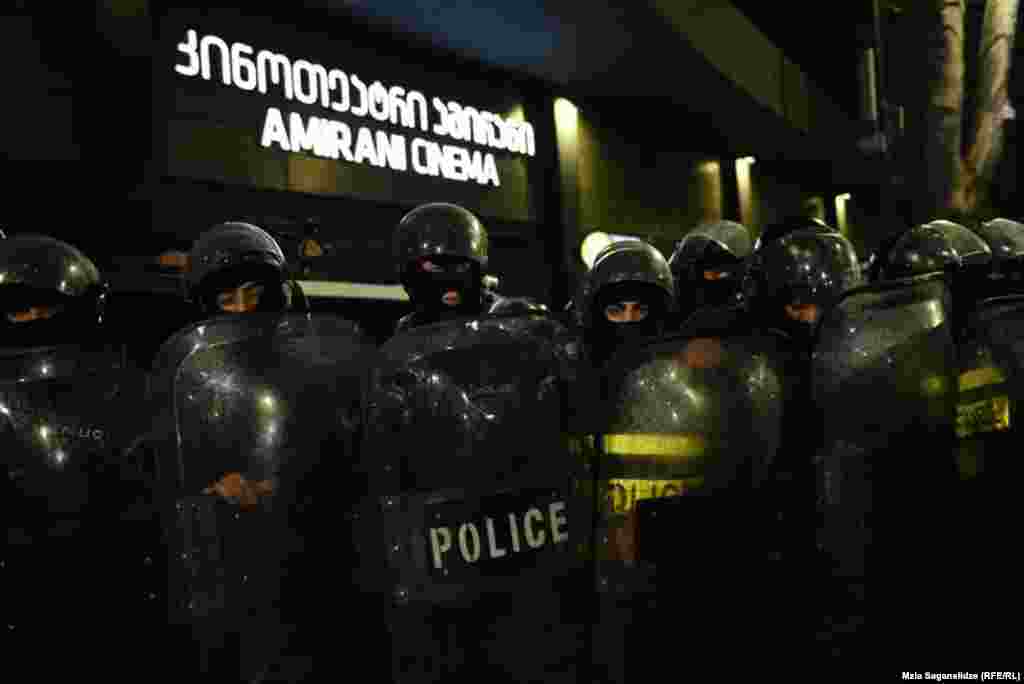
429, 501, 568, 569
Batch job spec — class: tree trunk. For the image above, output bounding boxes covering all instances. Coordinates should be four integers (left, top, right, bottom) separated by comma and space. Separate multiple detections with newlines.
915, 0, 1019, 221
923, 0, 967, 217
965, 0, 1020, 214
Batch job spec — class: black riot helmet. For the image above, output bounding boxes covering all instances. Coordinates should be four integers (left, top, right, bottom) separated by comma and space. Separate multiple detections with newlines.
880, 220, 993, 290
879, 224, 961, 281
926, 219, 993, 269
752, 216, 834, 254
670, 220, 753, 315
926, 218, 994, 300
973, 218, 1024, 285
186, 221, 289, 317
394, 202, 489, 318
745, 230, 862, 342
924, 219, 994, 336
580, 239, 676, 363
0, 234, 109, 348
488, 296, 549, 316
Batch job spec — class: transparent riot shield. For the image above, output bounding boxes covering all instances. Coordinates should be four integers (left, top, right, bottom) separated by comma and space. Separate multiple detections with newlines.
957, 295, 1024, 482
360, 312, 584, 683
1, 343, 155, 675
952, 295, 1024, 660
812, 273, 958, 663
147, 312, 376, 682
580, 331, 791, 680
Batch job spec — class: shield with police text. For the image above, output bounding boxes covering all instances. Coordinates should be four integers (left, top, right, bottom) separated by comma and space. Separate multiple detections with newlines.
583, 331, 791, 680
360, 312, 581, 683
1, 342, 155, 674
812, 273, 957, 660
147, 312, 375, 682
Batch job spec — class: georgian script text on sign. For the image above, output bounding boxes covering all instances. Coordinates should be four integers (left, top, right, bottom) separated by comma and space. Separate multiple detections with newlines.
174, 30, 536, 187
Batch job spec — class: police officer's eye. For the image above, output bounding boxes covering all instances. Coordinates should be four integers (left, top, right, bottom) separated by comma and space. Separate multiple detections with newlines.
452, 262, 471, 273
604, 302, 650, 322
6, 305, 63, 323
605, 303, 625, 316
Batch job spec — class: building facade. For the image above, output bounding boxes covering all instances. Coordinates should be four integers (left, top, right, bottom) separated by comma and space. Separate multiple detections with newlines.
6, 1, 873, 311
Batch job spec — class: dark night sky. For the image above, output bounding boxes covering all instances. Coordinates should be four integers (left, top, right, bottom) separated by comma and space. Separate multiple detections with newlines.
315, 0, 869, 118
306, 0, 565, 69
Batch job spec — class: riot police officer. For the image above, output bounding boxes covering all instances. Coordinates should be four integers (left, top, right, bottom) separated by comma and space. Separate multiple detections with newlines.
877, 223, 961, 282
686, 216, 844, 342
928, 219, 993, 267
684, 228, 861, 347
393, 202, 499, 332
1, 234, 157, 676
880, 221, 992, 337
748, 229, 864, 648
971, 218, 1024, 293
929, 219, 994, 292
752, 215, 834, 254
578, 239, 676, 366
872, 220, 982, 285
745, 229, 863, 344
669, 220, 753, 324
684, 230, 861, 598
0, 234, 109, 346
186, 221, 303, 319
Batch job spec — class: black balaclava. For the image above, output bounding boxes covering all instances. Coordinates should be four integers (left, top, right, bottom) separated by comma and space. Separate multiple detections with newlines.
403, 256, 484, 321
187, 222, 290, 319
195, 263, 288, 318
687, 251, 746, 312
393, 203, 490, 328
671, 221, 753, 320
589, 282, 668, 365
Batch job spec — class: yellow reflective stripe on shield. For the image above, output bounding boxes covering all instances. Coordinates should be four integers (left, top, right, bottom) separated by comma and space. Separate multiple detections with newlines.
601, 433, 704, 462
959, 366, 1006, 393
956, 395, 1010, 438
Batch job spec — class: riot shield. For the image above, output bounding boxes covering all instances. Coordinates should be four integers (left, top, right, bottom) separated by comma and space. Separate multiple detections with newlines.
2, 343, 155, 674
582, 330, 792, 680
957, 296, 1024, 482
951, 295, 1024, 660
812, 273, 958, 664
360, 312, 583, 683
147, 312, 376, 682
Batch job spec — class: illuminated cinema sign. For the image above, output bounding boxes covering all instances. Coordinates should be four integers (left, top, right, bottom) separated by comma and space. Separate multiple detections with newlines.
174, 29, 536, 187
